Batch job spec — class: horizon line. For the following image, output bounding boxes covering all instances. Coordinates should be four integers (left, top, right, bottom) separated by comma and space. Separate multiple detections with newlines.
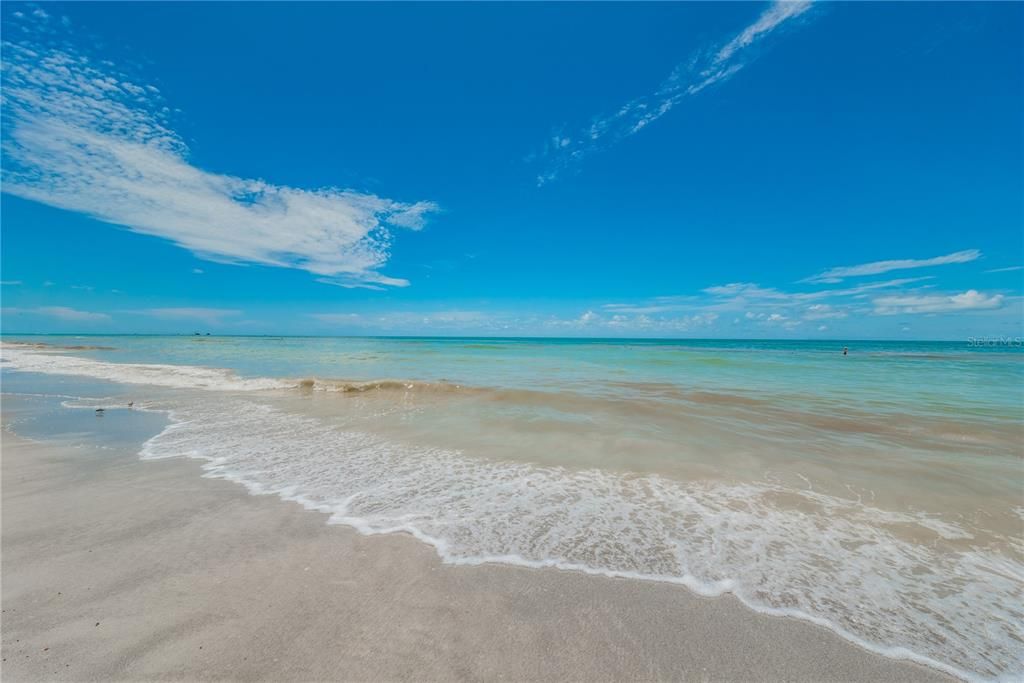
1, 332, 1015, 344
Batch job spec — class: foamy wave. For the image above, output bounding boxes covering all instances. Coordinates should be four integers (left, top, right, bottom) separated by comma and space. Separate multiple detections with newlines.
59, 398, 160, 412
132, 398, 1020, 682
298, 377, 461, 393
2, 345, 459, 396
1, 345, 291, 391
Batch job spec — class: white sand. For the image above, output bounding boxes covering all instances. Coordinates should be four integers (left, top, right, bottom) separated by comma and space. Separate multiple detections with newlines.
1, 430, 952, 681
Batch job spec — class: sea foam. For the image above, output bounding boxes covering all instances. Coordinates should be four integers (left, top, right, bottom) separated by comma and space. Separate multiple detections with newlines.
1, 345, 291, 391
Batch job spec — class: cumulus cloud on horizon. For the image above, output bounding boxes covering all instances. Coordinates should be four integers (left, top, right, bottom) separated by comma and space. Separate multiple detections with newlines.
1, 12, 437, 289
873, 290, 1005, 316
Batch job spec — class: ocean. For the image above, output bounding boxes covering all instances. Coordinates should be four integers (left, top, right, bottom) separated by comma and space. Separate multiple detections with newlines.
1, 335, 1021, 681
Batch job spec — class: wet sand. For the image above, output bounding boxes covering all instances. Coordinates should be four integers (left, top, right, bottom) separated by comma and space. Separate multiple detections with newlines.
1, 430, 952, 682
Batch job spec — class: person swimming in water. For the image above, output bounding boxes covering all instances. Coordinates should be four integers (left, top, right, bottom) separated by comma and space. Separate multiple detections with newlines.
842, 346, 848, 356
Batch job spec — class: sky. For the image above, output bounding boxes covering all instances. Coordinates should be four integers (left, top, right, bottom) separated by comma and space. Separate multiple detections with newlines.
1, 1, 1022, 339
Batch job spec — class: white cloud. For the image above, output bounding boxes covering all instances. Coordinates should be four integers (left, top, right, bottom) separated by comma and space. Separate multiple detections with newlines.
703, 277, 929, 305
602, 296, 699, 314
713, 1, 813, 64
804, 249, 981, 284
605, 273, 1011, 335
1, 280, 22, 286
986, 265, 1022, 274
535, 1, 814, 185
133, 308, 243, 325
1, 14, 437, 289
39, 306, 109, 321
873, 290, 1004, 315
742, 310, 798, 327
310, 309, 723, 336
192, 268, 204, 275
822, 277, 934, 299
310, 312, 363, 325
311, 310, 487, 328
554, 310, 720, 333
611, 272, 1005, 330
745, 311, 787, 322
3, 306, 111, 321
803, 304, 847, 320
601, 304, 676, 315
704, 282, 790, 300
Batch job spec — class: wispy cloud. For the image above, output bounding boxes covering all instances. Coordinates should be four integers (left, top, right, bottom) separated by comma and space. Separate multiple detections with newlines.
873, 290, 1004, 315
39, 306, 109, 321
603, 279, 926, 315
3, 306, 110, 321
1, 280, 22, 286
702, 282, 792, 300
985, 265, 1022, 274
311, 310, 487, 328
611, 272, 1007, 327
534, 1, 814, 185
132, 308, 243, 325
745, 311, 788, 322
802, 304, 847, 320
570, 311, 721, 333
311, 308, 725, 336
803, 249, 981, 284
1, 12, 437, 289
702, 277, 933, 304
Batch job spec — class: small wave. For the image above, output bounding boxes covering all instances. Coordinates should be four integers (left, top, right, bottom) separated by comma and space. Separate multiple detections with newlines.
1, 346, 291, 392
298, 378, 468, 394
60, 398, 158, 412
1, 340, 116, 351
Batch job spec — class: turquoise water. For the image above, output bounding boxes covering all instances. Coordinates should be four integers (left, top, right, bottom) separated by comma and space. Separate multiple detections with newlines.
2, 335, 1022, 681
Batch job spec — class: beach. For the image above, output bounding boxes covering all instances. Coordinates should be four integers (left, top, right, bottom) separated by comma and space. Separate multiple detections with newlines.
2, 428, 950, 682
0, 337, 1020, 681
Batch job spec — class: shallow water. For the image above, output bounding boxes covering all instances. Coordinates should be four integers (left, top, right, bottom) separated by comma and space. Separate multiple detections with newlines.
2, 335, 1022, 681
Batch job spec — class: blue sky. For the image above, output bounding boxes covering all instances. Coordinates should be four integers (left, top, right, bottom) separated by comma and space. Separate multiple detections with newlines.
1, 1, 1021, 338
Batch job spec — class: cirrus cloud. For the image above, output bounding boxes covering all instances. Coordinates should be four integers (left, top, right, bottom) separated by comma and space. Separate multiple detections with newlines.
804, 249, 981, 284
534, 1, 815, 185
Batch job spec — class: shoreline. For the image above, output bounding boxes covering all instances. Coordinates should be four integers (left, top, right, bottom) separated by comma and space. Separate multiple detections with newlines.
1, 422, 953, 681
